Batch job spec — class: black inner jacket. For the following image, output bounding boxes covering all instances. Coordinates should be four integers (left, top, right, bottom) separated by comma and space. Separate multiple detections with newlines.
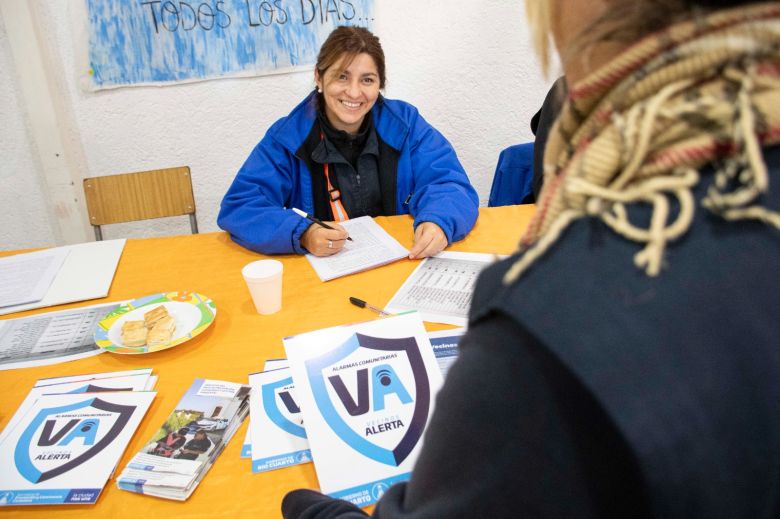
295, 95, 401, 222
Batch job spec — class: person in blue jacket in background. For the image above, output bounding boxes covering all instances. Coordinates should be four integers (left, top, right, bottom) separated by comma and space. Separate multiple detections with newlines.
218, 26, 479, 259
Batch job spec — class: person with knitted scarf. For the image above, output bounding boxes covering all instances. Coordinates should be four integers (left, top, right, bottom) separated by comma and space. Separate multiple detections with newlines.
282, 2, 780, 517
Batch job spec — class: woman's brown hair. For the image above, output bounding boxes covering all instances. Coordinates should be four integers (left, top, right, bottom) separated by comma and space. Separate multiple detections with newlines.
316, 26, 386, 88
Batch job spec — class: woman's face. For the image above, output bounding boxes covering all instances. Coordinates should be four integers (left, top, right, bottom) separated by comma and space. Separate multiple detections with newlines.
315, 52, 381, 134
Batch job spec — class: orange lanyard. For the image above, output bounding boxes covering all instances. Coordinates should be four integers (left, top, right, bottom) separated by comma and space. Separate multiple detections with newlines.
321, 132, 349, 222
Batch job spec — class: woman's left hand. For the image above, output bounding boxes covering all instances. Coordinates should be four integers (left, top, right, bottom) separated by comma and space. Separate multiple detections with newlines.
409, 222, 448, 259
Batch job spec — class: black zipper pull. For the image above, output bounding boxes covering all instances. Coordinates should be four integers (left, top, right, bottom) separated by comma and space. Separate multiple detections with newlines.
403, 192, 413, 206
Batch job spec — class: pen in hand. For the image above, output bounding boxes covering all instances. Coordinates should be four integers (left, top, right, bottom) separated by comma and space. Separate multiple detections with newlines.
349, 297, 391, 316
292, 207, 353, 241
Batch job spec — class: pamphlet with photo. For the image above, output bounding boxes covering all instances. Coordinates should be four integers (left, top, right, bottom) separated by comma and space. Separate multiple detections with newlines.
117, 378, 250, 500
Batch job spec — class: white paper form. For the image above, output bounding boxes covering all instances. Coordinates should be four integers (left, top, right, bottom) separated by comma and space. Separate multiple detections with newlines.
0, 301, 122, 371
304, 217, 408, 282
0, 239, 125, 316
0, 248, 69, 308
384, 252, 499, 326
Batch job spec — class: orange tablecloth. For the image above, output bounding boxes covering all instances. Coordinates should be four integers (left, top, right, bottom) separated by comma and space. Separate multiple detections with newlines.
0, 205, 534, 517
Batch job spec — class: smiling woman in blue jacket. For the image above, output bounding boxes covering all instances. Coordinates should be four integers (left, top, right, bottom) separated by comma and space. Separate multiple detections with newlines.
218, 26, 479, 259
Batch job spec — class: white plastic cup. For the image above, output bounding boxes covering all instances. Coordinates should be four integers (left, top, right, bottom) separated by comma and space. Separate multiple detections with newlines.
242, 260, 283, 315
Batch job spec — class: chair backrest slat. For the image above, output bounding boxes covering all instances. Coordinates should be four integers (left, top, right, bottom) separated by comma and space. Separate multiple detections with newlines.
83, 166, 195, 226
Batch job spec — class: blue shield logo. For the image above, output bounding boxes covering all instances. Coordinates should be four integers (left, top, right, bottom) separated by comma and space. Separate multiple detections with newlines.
14, 397, 135, 483
262, 377, 307, 439
305, 333, 430, 467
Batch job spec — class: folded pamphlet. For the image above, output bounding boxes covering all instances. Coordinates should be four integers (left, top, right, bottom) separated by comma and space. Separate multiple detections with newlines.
117, 378, 250, 500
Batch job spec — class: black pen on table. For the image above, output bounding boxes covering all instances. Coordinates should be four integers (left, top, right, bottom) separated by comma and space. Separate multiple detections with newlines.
292, 207, 353, 241
349, 297, 392, 316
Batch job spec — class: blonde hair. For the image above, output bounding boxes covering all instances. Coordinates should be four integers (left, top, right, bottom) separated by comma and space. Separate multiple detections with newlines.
524, 0, 553, 76
506, 3, 780, 283
524, 0, 744, 78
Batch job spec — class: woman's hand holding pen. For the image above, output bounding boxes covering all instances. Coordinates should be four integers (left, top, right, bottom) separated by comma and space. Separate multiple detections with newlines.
301, 221, 349, 256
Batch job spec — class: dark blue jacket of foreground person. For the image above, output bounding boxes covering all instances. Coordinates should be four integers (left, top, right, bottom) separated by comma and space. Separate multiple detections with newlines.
282, 146, 780, 518
218, 92, 479, 255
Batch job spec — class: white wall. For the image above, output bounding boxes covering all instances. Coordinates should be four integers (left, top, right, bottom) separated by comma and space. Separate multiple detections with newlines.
0, 0, 552, 250
0, 10, 56, 249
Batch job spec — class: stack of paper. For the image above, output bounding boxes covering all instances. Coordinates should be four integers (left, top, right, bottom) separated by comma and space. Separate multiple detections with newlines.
0, 248, 69, 308
117, 378, 250, 500
0, 369, 156, 507
282, 312, 444, 507
0, 301, 125, 371
304, 216, 409, 282
384, 251, 499, 326
0, 240, 125, 316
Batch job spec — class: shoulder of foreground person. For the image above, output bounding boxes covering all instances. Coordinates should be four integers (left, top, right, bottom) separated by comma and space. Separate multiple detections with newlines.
470, 144, 780, 518
283, 313, 645, 518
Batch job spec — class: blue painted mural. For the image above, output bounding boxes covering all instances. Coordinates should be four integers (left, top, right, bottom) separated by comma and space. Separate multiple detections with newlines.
86, 0, 375, 88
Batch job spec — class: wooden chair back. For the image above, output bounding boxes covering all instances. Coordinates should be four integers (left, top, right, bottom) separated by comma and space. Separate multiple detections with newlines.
83, 166, 198, 240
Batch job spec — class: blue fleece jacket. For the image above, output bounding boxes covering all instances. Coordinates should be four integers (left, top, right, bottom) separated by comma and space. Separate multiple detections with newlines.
218, 92, 479, 254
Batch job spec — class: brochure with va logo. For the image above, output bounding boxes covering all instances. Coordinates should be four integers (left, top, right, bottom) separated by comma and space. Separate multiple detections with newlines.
284, 312, 443, 508
0, 390, 155, 506
0, 371, 155, 447
249, 367, 311, 472
242, 359, 290, 460
241, 331, 458, 465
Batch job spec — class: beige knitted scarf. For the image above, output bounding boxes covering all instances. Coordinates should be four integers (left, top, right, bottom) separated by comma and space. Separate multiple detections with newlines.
505, 2, 780, 284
